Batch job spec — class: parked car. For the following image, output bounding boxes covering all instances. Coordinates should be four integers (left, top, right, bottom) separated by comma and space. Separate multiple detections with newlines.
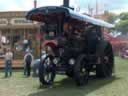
120, 46, 128, 59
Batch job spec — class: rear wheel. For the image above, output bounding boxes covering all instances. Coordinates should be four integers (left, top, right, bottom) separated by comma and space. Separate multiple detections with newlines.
39, 56, 56, 86
74, 54, 89, 86
96, 43, 114, 77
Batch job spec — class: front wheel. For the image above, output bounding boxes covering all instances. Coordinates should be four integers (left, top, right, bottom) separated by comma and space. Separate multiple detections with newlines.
39, 55, 56, 86
74, 54, 89, 86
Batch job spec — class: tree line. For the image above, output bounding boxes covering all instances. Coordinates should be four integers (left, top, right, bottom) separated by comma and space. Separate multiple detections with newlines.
106, 12, 128, 34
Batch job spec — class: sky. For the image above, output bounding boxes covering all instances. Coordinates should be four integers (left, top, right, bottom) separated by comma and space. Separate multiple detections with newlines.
0, 0, 128, 14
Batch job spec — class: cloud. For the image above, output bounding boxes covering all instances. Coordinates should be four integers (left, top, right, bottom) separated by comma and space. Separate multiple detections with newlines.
110, 8, 128, 14
74, 0, 128, 14
0, 0, 128, 14
0, 0, 63, 11
38, 0, 63, 7
0, 0, 20, 11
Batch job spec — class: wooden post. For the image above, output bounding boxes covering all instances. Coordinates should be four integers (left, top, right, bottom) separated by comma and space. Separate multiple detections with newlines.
38, 27, 40, 58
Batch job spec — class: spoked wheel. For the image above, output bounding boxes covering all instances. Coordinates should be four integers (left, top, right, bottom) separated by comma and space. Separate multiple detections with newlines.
74, 54, 89, 86
96, 43, 114, 77
39, 55, 56, 86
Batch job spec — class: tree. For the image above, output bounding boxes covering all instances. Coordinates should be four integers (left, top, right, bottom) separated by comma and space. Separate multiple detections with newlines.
115, 12, 128, 34
119, 12, 128, 20
106, 12, 118, 24
116, 20, 128, 34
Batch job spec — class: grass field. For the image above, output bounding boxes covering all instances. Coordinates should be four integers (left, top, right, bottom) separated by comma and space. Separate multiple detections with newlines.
0, 57, 128, 96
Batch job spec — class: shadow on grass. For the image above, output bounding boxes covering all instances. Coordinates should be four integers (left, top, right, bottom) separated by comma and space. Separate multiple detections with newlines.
28, 75, 120, 96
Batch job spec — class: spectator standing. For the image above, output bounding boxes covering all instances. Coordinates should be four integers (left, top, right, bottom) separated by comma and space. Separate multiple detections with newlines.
24, 50, 33, 77
4, 48, 13, 77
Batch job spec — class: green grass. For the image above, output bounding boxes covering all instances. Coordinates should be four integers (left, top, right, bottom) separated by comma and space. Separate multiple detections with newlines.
0, 57, 128, 96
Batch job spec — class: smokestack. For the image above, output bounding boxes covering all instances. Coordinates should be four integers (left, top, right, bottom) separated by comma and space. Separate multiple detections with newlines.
34, 0, 37, 8
63, 0, 69, 7
95, 0, 98, 16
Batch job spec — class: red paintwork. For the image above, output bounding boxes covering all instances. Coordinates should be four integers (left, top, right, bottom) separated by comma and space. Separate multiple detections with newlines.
104, 32, 126, 53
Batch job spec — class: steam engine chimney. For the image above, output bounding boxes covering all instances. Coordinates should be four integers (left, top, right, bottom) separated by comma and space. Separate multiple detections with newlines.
63, 0, 69, 7
34, 0, 37, 8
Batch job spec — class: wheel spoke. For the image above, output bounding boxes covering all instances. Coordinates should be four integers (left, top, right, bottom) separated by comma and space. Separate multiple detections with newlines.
74, 55, 89, 86
46, 73, 50, 82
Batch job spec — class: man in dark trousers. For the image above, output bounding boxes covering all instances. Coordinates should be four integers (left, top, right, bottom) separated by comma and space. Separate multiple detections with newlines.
24, 50, 33, 77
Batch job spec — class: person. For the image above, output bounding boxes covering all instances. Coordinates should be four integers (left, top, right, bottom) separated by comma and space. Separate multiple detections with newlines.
23, 39, 29, 51
24, 50, 33, 77
85, 26, 100, 54
4, 48, 13, 77
23, 52, 27, 76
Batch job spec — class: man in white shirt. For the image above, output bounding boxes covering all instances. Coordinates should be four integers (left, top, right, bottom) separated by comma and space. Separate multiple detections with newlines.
4, 48, 13, 77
